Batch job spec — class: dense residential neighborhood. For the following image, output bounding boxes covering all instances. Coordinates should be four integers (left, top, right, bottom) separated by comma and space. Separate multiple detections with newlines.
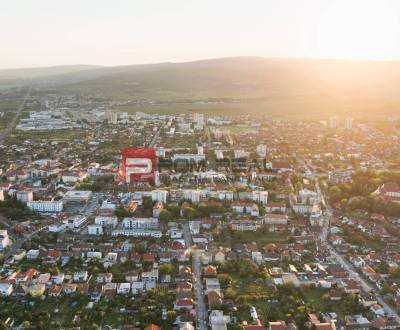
1, 89, 400, 330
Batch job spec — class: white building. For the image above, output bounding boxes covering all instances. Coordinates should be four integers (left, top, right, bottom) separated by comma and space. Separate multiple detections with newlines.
151, 190, 168, 203
117, 282, 131, 295
171, 154, 205, 163
183, 189, 201, 203
65, 215, 87, 229
209, 190, 234, 201
299, 189, 319, 204
292, 203, 312, 214
106, 110, 118, 124
215, 150, 224, 160
63, 190, 92, 203
0, 230, 11, 251
234, 150, 250, 159
27, 249, 40, 260
0, 283, 13, 297
16, 190, 34, 203
345, 117, 353, 130
252, 190, 268, 205
122, 217, 158, 230
62, 172, 87, 183
112, 229, 162, 238
95, 216, 118, 228
88, 224, 104, 236
329, 116, 337, 129
256, 144, 267, 158
27, 200, 63, 213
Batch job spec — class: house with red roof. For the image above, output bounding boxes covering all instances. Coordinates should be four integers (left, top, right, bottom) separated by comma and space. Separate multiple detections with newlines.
174, 298, 194, 310
374, 183, 400, 202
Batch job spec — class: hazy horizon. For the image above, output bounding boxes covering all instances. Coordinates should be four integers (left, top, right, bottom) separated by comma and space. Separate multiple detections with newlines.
4, 55, 400, 72
2, 0, 400, 69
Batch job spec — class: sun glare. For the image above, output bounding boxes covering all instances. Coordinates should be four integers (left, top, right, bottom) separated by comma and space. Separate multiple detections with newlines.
316, 0, 400, 60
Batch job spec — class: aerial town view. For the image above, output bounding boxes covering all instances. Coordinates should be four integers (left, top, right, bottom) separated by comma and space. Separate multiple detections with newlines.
2, 1, 400, 330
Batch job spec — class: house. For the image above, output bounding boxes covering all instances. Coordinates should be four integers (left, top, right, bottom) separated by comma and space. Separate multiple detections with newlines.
180, 322, 195, 330
232, 202, 259, 216
27, 284, 46, 297
344, 315, 371, 330
205, 278, 221, 293
125, 271, 139, 283
265, 202, 286, 213
179, 266, 193, 280
370, 304, 385, 317
203, 265, 218, 277
0, 283, 13, 297
315, 322, 336, 330
374, 183, 400, 202
88, 224, 103, 236
329, 235, 344, 246
35, 273, 51, 285
177, 281, 193, 292
15, 268, 38, 284
46, 249, 61, 264
48, 284, 63, 297
243, 318, 266, 330
52, 273, 65, 285
26, 249, 40, 260
145, 325, 161, 330
73, 271, 89, 283
209, 310, 230, 328
214, 250, 226, 263
143, 253, 156, 263
340, 279, 360, 294
252, 251, 263, 265
131, 281, 145, 294
264, 214, 288, 230
142, 269, 159, 285
269, 321, 289, 330
97, 273, 113, 284
208, 289, 223, 305
63, 283, 78, 295
231, 219, 261, 231
117, 283, 131, 295
175, 298, 195, 310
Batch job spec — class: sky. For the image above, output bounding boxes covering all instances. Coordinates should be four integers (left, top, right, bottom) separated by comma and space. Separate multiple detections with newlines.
2, 0, 400, 69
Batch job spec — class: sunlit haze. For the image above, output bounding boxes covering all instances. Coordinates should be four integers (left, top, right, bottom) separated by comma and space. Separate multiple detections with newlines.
2, 0, 400, 69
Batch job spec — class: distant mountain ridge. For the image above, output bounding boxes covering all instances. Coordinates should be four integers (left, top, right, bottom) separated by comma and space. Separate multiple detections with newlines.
3, 57, 400, 117
0, 65, 102, 80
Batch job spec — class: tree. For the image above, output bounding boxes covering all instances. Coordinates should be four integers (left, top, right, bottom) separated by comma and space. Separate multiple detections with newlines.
158, 209, 172, 223
328, 185, 342, 204
181, 207, 196, 220
21, 321, 31, 329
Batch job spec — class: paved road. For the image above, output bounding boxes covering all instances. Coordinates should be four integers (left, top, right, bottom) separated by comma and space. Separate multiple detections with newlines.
0, 87, 31, 145
182, 222, 207, 330
328, 245, 400, 322
192, 249, 207, 330
3, 223, 49, 260
148, 122, 164, 148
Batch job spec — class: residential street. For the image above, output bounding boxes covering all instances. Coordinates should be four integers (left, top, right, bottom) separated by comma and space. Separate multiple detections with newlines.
182, 222, 207, 330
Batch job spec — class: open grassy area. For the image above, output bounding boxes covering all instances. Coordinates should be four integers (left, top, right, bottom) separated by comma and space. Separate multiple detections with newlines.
6, 129, 86, 145
215, 228, 289, 247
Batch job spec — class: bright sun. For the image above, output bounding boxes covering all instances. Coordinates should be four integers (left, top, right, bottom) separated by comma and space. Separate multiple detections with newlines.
316, 0, 400, 60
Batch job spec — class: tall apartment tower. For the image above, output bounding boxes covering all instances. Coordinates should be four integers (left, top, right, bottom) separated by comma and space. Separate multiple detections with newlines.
328, 116, 337, 129
345, 117, 353, 130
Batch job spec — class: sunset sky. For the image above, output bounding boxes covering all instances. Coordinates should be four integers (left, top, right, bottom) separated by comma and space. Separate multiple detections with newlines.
2, 0, 400, 69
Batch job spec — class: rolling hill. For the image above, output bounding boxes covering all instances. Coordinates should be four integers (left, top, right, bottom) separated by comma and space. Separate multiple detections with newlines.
3, 57, 400, 117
